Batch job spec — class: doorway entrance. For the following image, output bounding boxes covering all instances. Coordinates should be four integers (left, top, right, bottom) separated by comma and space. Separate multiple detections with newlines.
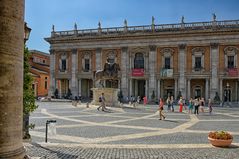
132, 79, 145, 98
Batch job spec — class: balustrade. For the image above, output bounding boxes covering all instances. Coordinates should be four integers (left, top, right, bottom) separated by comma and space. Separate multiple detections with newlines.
51, 20, 239, 38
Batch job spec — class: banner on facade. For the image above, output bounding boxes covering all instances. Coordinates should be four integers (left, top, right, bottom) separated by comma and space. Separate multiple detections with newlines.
228, 68, 238, 77
132, 69, 144, 76
161, 69, 173, 77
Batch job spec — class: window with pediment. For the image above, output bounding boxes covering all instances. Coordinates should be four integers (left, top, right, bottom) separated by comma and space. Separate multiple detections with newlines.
224, 46, 238, 69
160, 48, 174, 69
59, 53, 67, 72
134, 53, 144, 69
192, 47, 205, 72
82, 52, 91, 72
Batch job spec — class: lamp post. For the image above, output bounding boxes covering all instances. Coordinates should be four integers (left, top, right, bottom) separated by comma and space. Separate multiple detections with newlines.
24, 22, 31, 43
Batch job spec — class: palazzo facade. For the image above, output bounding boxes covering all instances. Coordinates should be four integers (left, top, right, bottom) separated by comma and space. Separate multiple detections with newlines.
45, 18, 239, 102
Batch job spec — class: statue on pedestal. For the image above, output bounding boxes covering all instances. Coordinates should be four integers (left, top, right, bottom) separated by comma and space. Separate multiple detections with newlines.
95, 57, 120, 87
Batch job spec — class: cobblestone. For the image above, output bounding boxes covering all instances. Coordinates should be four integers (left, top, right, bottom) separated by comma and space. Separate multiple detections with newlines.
25, 145, 239, 159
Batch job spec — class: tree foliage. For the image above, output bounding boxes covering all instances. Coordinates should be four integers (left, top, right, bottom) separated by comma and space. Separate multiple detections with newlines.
23, 46, 38, 115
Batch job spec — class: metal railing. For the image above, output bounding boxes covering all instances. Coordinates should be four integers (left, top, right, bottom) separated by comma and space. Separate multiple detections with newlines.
51, 19, 239, 38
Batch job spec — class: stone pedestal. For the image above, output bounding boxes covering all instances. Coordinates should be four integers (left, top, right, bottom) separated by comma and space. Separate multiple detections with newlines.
91, 88, 119, 107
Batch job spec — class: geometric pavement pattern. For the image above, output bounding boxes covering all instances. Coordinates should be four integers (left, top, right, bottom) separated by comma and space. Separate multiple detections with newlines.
25, 102, 239, 159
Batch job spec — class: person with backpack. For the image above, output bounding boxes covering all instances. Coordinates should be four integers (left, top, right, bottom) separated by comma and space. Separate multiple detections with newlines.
97, 93, 106, 111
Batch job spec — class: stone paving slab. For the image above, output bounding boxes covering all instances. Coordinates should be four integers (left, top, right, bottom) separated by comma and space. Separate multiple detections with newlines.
70, 116, 128, 123
188, 121, 239, 132
44, 126, 156, 139
196, 114, 239, 120
116, 119, 187, 129
49, 111, 91, 116
30, 118, 83, 128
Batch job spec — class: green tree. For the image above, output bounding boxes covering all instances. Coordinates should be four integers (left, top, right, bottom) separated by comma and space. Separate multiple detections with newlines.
23, 46, 38, 139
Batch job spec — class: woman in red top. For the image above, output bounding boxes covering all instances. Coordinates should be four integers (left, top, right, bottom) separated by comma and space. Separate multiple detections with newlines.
159, 98, 166, 120
178, 97, 183, 112
143, 96, 147, 106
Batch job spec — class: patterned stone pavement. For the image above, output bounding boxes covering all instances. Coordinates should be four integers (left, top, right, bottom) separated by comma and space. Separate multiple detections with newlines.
25, 102, 239, 159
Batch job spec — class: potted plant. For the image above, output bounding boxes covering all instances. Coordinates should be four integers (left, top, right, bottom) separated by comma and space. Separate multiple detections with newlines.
208, 131, 233, 147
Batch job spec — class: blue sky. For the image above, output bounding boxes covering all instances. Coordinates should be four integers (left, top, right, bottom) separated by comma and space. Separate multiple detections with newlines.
25, 0, 239, 53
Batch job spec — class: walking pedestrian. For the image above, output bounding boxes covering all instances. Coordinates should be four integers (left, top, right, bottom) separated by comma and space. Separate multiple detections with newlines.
166, 96, 171, 112
194, 98, 199, 115
188, 98, 193, 114
158, 98, 166, 120
97, 93, 106, 111
208, 98, 213, 115
200, 97, 205, 113
170, 96, 175, 112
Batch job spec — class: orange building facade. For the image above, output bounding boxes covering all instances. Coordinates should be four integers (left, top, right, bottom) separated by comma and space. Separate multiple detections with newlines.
29, 50, 50, 97
45, 17, 239, 103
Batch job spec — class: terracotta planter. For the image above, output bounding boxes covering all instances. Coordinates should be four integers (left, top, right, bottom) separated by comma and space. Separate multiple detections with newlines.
208, 137, 233, 147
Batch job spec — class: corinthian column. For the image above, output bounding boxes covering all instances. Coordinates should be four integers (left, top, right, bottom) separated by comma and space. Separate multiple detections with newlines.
0, 0, 26, 158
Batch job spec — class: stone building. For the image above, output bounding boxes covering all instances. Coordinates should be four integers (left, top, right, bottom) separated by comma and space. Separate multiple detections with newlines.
29, 50, 50, 97
45, 17, 239, 102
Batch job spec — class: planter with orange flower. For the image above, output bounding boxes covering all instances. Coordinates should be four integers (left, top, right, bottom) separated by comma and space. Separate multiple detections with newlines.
208, 131, 233, 147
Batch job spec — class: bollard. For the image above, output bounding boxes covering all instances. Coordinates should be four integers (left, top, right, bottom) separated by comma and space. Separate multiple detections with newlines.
86, 102, 89, 108
45, 120, 56, 143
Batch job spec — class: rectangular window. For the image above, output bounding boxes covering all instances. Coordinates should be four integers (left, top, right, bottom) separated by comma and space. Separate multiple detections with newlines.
195, 57, 201, 70
61, 59, 66, 71
228, 56, 234, 68
165, 57, 170, 69
84, 59, 90, 72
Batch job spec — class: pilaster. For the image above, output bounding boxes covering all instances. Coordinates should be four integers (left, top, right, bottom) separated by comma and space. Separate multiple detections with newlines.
49, 49, 56, 97
96, 48, 102, 70
210, 43, 219, 99
121, 47, 128, 97
148, 45, 157, 100
187, 79, 191, 99
178, 44, 186, 98
71, 49, 78, 97
157, 79, 161, 98
206, 78, 209, 100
